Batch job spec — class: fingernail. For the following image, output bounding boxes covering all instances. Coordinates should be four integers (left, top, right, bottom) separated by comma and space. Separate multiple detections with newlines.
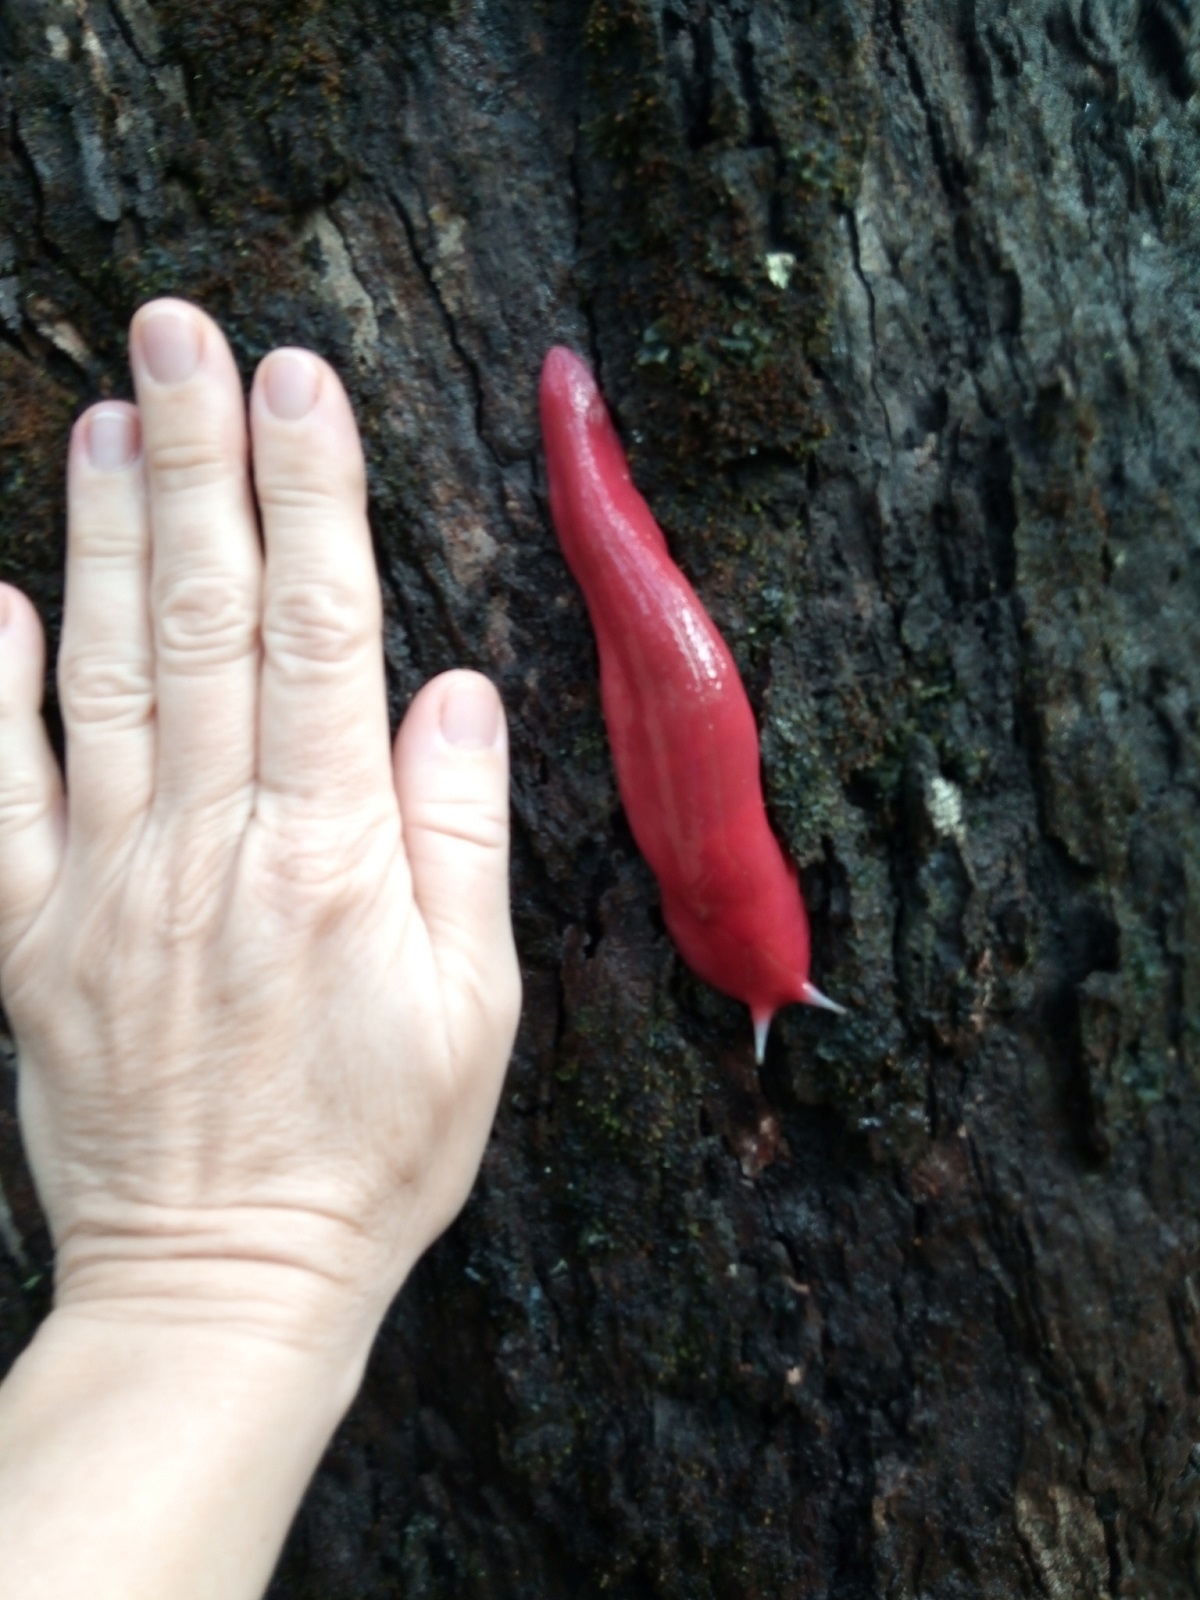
138, 305, 201, 385
263, 351, 320, 421
440, 675, 502, 749
88, 407, 139, 470
0, 588, 11, 630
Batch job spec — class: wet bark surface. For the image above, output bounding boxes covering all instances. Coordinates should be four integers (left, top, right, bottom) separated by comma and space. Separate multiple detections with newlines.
2, 0, 1200, 1594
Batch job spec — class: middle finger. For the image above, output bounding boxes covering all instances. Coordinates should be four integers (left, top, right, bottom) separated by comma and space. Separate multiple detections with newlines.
130, 299, 262, 811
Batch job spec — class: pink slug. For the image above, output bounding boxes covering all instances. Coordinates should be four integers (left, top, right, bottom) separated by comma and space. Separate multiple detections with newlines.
539, 346, 842, 1062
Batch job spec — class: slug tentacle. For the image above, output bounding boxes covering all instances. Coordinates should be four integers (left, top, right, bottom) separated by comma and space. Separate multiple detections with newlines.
753, 1014, 773, 1068
540, 346, 842, 1059
800, 982, 846, 1016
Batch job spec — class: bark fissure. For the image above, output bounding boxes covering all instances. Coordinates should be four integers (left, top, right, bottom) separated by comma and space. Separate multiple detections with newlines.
844, 204, 893, 453
886, 0, 968, 210
384, 181, 503, 474
105, 0, 150, 69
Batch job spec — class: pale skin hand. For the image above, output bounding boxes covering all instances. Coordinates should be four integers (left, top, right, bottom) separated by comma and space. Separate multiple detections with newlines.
0, 299, 521, 1596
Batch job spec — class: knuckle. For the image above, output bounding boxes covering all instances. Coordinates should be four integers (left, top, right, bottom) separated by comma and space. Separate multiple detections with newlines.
255, 461, 366, 517
154, 843, 228, 946
156, 575, 258, 668
0, 766, 52, 839
263, 578, 377, 672
69, 519, 145, 566
409, 794, 511, 858
145, 434, 232, 497
258, 834, 344, 896
249, 838, 353, 928
247, 806, 393, 920
119, 816, 234, 950
59, 651, 155, 730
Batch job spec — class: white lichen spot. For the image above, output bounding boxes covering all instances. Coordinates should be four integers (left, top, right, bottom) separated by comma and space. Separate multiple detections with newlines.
429, 204, 468, 272
47, 322, 93, 366
853, 165, 891, 280
484, 595, 516, 668
300, 210, 380, 371
440, 514, 499, 588
1015, 1486, 1108, 1599
157, 65, 189, 112
927, 775, 966, 845
45, 24, 70, 59
81, 22, 110, 91
73, 114, 122, 222
27, 298, 93, 368
765, 251, 795, 290
424, 204, 471, 318
1098, 688, 1121, 725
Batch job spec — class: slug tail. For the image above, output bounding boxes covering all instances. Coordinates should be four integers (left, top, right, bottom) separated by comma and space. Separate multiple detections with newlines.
752, 1012, 772, 1066
801, 980, 847, 1016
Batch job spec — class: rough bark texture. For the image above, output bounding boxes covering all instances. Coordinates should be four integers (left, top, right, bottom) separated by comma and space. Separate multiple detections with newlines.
2, 0, 1200, 1594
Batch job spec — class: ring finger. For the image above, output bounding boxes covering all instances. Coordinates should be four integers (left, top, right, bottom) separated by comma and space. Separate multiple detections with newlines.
58, 402, 155, 845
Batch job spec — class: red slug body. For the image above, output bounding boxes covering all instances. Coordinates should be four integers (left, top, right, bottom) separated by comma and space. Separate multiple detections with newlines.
539, 347, 840, 1061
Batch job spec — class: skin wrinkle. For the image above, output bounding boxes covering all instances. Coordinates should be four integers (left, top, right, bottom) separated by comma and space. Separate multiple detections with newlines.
57, 654, 156, 731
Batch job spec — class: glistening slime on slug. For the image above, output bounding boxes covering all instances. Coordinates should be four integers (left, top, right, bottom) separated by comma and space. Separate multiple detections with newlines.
539, 347, 843, 1062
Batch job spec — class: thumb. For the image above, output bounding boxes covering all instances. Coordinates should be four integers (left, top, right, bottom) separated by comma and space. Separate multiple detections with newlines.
0, 586, 64, 970
392, 670, 521, 1058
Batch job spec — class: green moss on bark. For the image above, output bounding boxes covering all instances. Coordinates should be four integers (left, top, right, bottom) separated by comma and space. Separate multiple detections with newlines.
580, 0, 868, 468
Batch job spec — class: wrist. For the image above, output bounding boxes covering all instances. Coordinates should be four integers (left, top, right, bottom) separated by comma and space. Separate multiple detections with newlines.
32, 1298, 370, 1443
48, 1197, 406, 1372
44, 1299, 369, 1427
0, 1305, 371, 1598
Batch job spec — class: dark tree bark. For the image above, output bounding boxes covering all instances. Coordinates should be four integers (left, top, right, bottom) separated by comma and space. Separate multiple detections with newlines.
2, 0, 1200, 1593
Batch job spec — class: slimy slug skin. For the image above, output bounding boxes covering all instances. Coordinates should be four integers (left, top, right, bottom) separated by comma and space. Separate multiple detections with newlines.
539, 347, 842, 1061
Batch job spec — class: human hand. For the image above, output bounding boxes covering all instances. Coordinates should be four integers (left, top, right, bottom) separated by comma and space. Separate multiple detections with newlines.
0, 299, 521, 1361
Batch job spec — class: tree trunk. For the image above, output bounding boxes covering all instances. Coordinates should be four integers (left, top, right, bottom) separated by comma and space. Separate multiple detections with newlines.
3, 0, 1200, 1593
